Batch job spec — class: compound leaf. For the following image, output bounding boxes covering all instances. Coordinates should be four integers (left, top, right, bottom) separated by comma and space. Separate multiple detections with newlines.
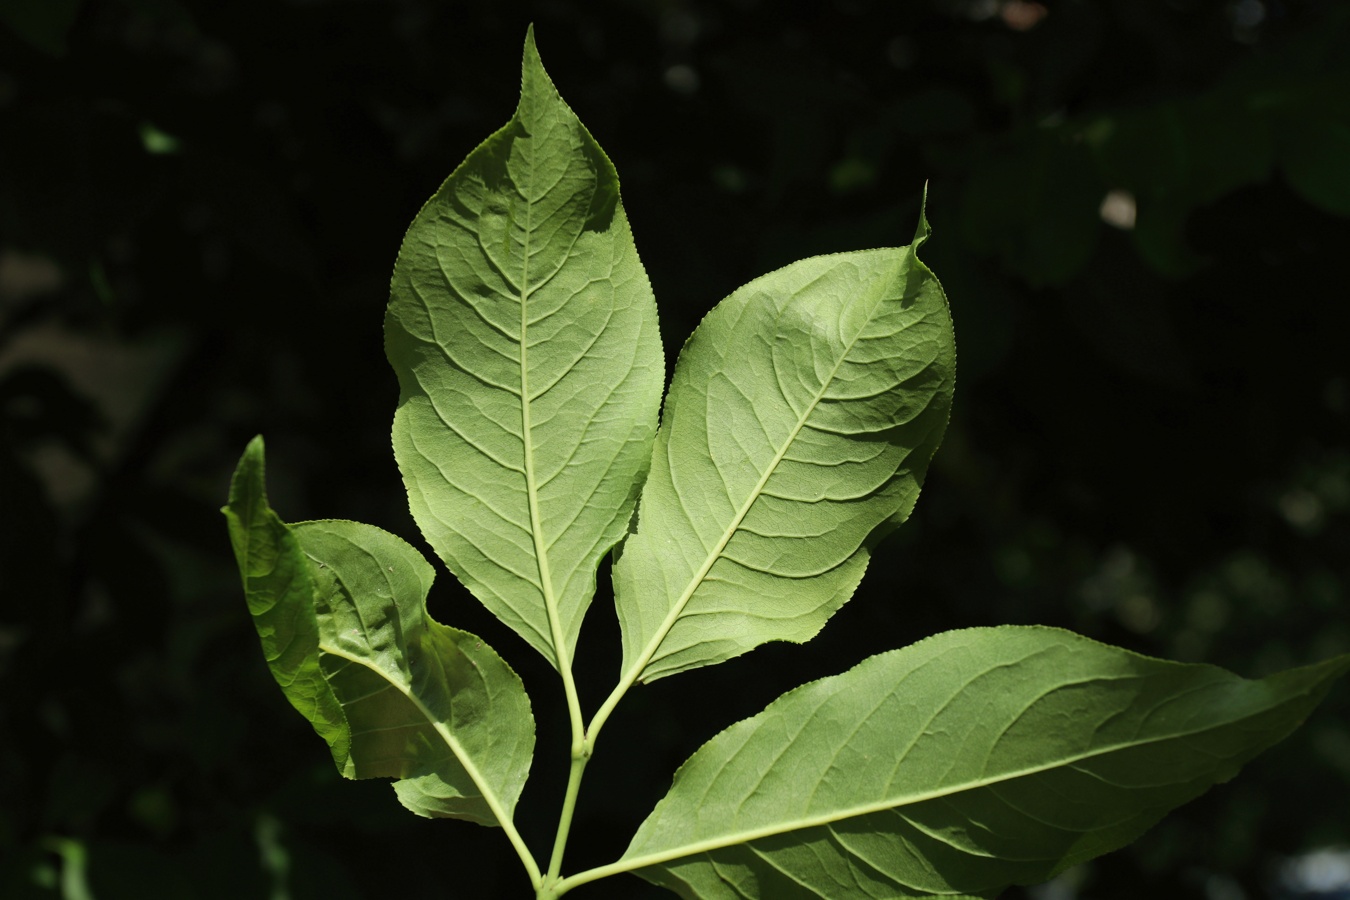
386, 27, 663, 669
223, 436, 535, 827
618, 626, 1349, 899
613, 209, 954, 682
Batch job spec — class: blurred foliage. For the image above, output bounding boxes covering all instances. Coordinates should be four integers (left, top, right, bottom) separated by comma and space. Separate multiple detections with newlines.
1, 1, 1347, 898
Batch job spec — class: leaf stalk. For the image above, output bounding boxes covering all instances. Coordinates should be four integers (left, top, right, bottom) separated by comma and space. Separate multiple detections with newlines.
543, 750, 590, 886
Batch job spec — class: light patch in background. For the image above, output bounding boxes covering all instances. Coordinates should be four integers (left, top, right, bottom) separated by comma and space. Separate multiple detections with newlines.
1077, 544, 1163, 634
138, 121, 181, 155
1276, 846, 1350, 897
1100, 189, 1138, 229
255, 813, 292, 900
1231, 0, 1267, 29
959, 0, 1000, 21
1001, 1, 1049, 31
1276, 449, 1350, 536
1207, 873, 1247, 900
1279, 488, 1323, 530
664, 64, 700, 95
0, 247, 63, 309
1229, 0, 1267, 42
0, 322, 186, 517
952, 0, 1048, 29
1029, 864, 1088, 899
40, 837, 93, 900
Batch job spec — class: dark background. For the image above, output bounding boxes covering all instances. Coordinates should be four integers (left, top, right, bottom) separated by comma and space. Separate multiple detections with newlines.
1, 1, 1348, 898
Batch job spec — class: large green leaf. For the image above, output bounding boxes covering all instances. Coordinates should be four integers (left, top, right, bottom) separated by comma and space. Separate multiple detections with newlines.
385, 27, 663, 669
223, 436, 535, 826
618, 627, 1349, 899
612, 211, 955, 683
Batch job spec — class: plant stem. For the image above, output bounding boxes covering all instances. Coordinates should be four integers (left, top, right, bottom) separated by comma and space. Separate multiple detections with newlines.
502, 816, 545, 891
544, 749, 591, 884
550, 854, 645, 897
586, 664, 634, 747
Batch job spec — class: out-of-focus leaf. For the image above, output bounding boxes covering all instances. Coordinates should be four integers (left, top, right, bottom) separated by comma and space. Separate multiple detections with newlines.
1273, 75, 1350, 218
621, 626, 1350, 899
223, 436, 534, 826
385, 26, 663, 670
613, 208, 955, 682
1086, 90, 1273, 276
960, 129, 1103, 286
0, 0, 82, 57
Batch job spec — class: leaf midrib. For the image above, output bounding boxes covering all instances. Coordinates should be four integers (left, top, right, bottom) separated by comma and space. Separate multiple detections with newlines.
517, 146, 569, 674
632, 259, 901, 681
320, 642, 510, 820
615, 692, 1294, 871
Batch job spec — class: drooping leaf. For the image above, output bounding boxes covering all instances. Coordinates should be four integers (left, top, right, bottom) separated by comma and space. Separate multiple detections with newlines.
612, 209, 955, 683
619, 626, 1350, 899
221, 436, 348, 764
385, 27, 663, 670
223, 436, 535, 826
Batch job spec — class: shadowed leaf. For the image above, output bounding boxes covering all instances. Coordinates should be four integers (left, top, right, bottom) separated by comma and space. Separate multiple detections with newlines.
223, 436, 534, 826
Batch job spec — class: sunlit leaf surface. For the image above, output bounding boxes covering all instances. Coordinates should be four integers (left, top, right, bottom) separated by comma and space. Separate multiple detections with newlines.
623, 626, 1350, 898
386, 28, 663, 669
614, 213, 955, 682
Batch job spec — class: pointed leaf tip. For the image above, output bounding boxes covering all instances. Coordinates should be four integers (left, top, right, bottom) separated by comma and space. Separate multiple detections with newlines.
613, 236, 955, 681
913, 183, 932, 249
387, 21, 663, 669
224, 434, 262, 514
222, 438, 351, 770
523, 23, 538, 66
520, 23, 553, 106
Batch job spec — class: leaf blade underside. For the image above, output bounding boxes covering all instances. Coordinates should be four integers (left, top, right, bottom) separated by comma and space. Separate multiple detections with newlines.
620, 626, 1350, 899
613, 213, 956, 683
223, 436, 535, 826
385, 28, 663, 669
222, 436, 348, 763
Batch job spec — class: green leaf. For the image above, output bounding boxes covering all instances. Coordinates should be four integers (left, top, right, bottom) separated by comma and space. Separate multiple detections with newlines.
385, 27, 663, 670
612, 209, 955, 683
619, 626, 1350, 899
222, 436, 348, 764
223, 436, 535, 826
